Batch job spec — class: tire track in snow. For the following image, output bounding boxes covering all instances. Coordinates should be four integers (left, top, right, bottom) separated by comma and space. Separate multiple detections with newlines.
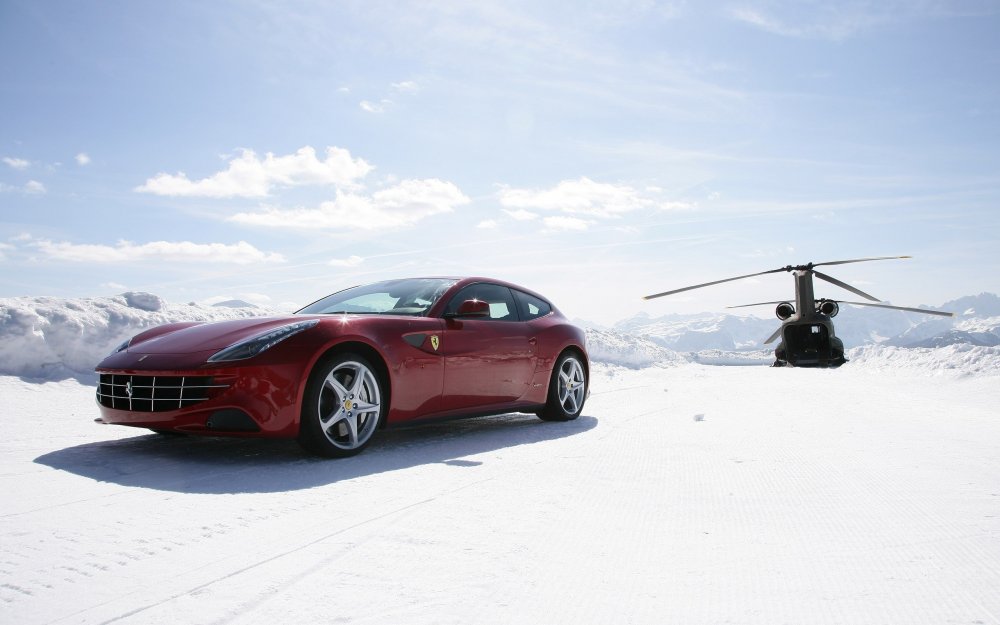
83, 411, 616, 624
54, 477, 498, 625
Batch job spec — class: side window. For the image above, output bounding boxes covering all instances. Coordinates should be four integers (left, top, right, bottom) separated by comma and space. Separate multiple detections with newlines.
445, 283, 519, 321
513, 290, 552, 320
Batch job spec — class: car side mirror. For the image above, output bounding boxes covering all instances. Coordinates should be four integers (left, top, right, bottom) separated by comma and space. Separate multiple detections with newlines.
454, 299, 490, 318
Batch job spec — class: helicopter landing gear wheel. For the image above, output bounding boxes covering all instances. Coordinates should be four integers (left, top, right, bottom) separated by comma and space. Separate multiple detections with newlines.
772, 343, 787, 367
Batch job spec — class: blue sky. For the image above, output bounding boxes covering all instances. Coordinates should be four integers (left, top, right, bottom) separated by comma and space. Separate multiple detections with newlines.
2, 1, 998, 324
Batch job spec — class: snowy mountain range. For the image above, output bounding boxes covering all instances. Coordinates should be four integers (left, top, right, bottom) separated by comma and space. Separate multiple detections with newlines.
587, 293, 1000, 353
2, 292, 999, 380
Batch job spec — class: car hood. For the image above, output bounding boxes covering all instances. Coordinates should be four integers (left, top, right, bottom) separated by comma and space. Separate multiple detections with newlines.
128, 316, 311, 355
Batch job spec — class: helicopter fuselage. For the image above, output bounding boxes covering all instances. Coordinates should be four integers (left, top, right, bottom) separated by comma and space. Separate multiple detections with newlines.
774, 270, 846, 367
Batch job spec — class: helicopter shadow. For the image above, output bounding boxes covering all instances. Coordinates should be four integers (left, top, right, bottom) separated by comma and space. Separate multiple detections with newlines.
33, 414, 598, 495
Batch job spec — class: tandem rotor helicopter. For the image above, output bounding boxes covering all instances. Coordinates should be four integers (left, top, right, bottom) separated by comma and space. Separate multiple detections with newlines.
644, 256, 954, 368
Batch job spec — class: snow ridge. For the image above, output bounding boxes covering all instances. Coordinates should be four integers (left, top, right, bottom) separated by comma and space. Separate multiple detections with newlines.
584, 328, 685, 368
0, 293, 274, 379
846, 343, 1000, 377
2, 293, 998, 381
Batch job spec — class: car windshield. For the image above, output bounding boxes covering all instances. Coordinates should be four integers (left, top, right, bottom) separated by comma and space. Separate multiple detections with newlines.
296, 278, 458, 317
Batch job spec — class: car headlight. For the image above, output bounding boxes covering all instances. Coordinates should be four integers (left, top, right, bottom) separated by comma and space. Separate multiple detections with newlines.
207, 319, 319, 363
109, 338, 131, 356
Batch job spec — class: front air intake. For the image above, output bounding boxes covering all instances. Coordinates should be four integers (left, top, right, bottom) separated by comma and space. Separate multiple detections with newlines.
96, 375, 228, 412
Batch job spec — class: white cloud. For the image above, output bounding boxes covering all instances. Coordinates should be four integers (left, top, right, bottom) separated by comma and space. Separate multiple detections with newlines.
0, 242, 13, 260
360, 99, 393, 113
358, 82, 417, 116
660, 200, 698, 210
499, 177, 653, 218
135, 146, 373, 198
24, 180, 46, 195
75, 153, 91, 166
101, 282, 128, 290
329, 255, 364, 267
502, 208, 539, 221
725, 5, 885, 41
543, 216, 591, 231
30, 239, 285, 264
476, 219, 498, 229
3, 180, 48, 195
230, 179, 470, 231
500, 177, 696, 217
391, 81, 419, 93
3, 157, 30, 170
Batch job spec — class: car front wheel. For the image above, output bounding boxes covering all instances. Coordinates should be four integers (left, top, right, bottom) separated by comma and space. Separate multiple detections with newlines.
538, 351, 587, 421
298, 353, 385, 458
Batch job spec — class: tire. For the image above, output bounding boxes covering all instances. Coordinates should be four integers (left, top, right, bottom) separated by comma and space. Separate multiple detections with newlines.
538, 351, 587, 422
773, 342, 788, 367
297, 353, 386, 458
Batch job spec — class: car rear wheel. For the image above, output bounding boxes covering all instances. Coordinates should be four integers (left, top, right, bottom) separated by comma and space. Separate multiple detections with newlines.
538, 351, 587, 421
298, 353, 385, 458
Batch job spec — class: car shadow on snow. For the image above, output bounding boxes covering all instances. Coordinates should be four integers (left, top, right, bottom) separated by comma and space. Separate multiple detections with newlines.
33, 414, 598, 494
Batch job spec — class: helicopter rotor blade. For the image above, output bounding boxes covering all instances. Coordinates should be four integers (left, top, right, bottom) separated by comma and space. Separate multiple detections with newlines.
812, 270, 880, 302
763, 326, 783, 345
836, 301, 954, 317
726, 301, 787, 309
811, 255, 912, 268
643, 267, 788, 300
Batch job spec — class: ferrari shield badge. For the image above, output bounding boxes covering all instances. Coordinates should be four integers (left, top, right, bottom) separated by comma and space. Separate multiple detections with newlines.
430, 335, 440, 351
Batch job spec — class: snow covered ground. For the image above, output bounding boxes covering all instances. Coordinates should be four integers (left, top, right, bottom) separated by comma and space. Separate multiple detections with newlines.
2, 361, 999, 624
2, 294, 1000, 624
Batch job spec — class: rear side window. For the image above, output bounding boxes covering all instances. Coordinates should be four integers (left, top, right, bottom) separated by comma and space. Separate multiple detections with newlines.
513, 290, 552, 320
445, 283, 519, 321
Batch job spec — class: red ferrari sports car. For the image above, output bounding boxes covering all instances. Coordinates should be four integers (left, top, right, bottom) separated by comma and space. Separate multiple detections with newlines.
95, 277, 589, 457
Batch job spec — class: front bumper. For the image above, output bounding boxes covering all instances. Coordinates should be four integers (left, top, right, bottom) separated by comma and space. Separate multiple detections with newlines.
94, 363, 308, 437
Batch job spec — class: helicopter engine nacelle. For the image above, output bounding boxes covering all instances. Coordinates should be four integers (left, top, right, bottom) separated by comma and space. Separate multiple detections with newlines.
775, 302, 795, 320
816, 300, 839, 317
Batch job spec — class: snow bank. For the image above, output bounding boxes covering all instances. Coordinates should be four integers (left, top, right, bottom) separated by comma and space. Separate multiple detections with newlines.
685, 349, 775, 366
846, 343, 1000, 378
0, 293, 274, 379
584, 328, 685, 368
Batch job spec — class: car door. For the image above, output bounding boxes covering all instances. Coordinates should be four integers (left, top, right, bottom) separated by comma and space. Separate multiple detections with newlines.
438, 283, 538, 411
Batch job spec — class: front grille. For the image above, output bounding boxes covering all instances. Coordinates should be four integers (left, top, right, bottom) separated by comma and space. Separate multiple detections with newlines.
97, 374, 228, 412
